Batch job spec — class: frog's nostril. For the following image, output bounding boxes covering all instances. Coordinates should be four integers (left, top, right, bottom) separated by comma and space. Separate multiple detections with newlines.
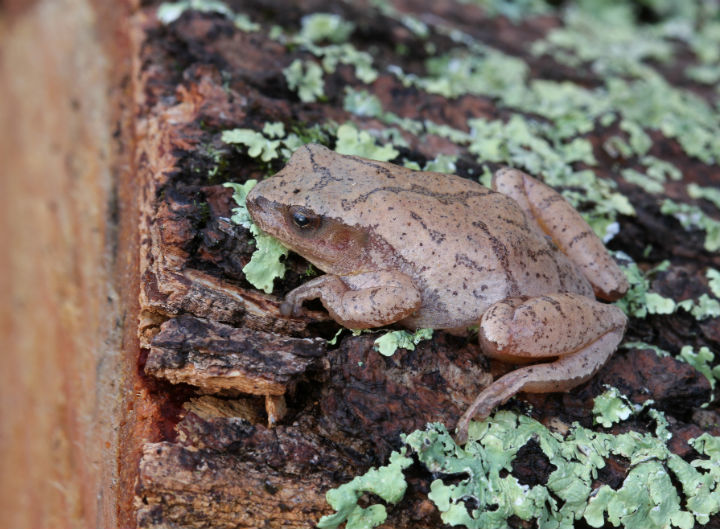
246, 196, 276, 230
247, 194, 266, 211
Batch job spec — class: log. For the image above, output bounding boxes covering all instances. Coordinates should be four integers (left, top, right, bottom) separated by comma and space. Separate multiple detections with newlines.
128, 1, 720, 528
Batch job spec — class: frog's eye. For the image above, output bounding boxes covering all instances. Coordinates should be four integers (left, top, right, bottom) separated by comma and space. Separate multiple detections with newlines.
288, 206, 321, 231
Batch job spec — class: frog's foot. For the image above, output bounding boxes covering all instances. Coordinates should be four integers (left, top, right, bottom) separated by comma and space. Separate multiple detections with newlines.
455, 294, 626, 444
280, 271, 421, 329
492, 168, 628, 301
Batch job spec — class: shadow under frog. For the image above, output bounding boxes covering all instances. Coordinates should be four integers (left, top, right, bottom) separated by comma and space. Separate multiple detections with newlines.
247, 144, 628, 443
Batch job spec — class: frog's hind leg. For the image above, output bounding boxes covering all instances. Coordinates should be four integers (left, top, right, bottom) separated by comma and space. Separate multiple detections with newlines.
492, 168, 628, 301
455, 293, 626, 443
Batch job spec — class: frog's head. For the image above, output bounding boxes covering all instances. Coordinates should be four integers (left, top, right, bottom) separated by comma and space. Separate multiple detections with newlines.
246, 144, 380, 274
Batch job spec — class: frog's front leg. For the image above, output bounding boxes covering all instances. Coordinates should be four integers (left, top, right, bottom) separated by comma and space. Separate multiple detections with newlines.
456, 293, 626, 443
493, 168, 628, 301
280, 271, 421, 329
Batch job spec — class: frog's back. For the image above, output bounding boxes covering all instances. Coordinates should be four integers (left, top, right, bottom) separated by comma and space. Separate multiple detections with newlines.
323, 157, 592, 329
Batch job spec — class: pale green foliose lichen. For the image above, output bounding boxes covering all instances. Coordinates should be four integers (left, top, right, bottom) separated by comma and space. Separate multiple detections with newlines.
614, 254, 720, 321
676, 294, 720, 321
222, 121, 327, 163
317, 450, 413, 529
621, 340, 670, 357
221, 129, 281, 162
661, 199, 720, 252
283, 59, 326, 103
157, 0, 259, 31
423, 154, 458, 174
593, 386, 634, 427
689, 183, 720, 210
678, 345, 720, 396
373, 328, 433, 357
613, 255, 675, 318
707, 268, 720, 297
300, 13, 355, 44
335, 123, 399, 161
457, 0, 550, 21
285, 13, 377, 84
224, 180, 288, 293
322, 410, 720, 529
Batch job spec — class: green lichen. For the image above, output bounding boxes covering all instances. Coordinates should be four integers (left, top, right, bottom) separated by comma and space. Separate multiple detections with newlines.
604, 121, 653, 161
390, 48, 528, 101
300, 13, 355, 44
222, 122, 332, 164
614, 255, 675, 318
622, 155, 682, 193
319, 410, 720, 529
676, 294, 720, 321
157, 0, 259, 31
689, 183, 720, 210
458, 0, 550, 21
224, 180, 288, 293
621, 340, 670, 357
613, 254, 720, 323
593, 386, 634, 427
317, 450, 413, 529
335, 123, 399, 161
531, 4, 673, 77
528, 3, 720, 164
607, 76, 720, 165
660, 199, 720, 252
678, 345, 719, 394
283, 59, 326, 103
686, 63, 720, 85
707, 268, 720, 297
373, 328, 433, 357
343, 88, 384, 118
221, 129, 281, 162
621, 169, 664, 194
287, 14, 377, 85
314, 44, 378, 84
423, 154, 458, 174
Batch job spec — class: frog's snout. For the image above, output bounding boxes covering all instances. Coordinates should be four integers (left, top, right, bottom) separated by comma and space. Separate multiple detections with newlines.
245, 190, 269, 225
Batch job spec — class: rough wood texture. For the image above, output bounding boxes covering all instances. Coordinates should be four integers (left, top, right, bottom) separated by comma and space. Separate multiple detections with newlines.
129, 1, 720, 528
137, 441, 335, 529
0, 0, 136, 527
147, 314, 327, 395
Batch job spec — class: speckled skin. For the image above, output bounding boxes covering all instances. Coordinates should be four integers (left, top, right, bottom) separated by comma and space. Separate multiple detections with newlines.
247, 144, 628, 441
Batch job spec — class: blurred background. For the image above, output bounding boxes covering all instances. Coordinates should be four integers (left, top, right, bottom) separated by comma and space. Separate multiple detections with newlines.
0, 1, 134, 527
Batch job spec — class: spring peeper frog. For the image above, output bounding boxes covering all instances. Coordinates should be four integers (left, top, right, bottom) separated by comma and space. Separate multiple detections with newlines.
247, 144, 628, 442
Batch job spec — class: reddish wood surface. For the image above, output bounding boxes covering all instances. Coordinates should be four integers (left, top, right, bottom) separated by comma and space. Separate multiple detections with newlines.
0, 1, 139, 527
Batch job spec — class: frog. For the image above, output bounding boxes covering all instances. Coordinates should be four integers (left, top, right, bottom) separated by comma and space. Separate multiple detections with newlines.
246, 144, 629, 442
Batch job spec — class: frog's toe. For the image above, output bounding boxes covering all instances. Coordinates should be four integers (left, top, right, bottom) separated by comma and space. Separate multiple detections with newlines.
279, 299, 297, 317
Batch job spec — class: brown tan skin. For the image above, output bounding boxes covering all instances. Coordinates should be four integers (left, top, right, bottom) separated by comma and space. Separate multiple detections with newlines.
247, 144, 628, 443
